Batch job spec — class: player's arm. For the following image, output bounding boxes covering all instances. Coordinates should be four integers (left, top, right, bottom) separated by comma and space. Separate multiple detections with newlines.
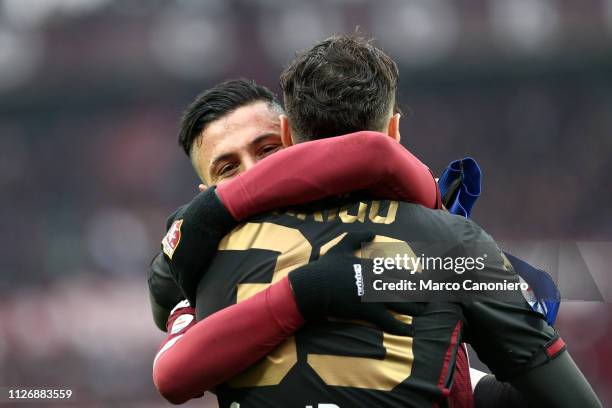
153, 232, 414, 404
148, 207, 188, 330
165, 132, 442, 303
152, 129, 442, 318
457, 219, 601, 407
153, 277, 303, 404
216, 131, 441, 221
474, 352, 601, 407
510, 351, 601, 407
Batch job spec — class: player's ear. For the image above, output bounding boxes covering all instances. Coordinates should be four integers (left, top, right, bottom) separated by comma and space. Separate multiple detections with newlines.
280, 115, 294, 147
387, 113, 401, 143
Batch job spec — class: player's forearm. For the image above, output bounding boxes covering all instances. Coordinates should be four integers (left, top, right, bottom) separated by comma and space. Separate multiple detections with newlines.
164, 133, 442, 303
216, 131, 441, 221
474, 374, 529, 407
510, 351, 602, 407
152, 277, 304, 404
163, 187, 237, 303
364, 132, 441, 209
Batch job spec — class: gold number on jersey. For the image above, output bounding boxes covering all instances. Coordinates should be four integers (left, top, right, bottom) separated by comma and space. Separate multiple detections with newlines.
219, 223, 311, 387
219, 223, 414, 390
308, 234, 414, 390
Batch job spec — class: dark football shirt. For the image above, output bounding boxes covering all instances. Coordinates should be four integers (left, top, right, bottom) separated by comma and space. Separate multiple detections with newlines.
194, 198, 560, 408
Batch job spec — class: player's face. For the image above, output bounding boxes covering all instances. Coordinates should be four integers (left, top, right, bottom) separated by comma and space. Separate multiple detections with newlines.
192, 101, 283, 186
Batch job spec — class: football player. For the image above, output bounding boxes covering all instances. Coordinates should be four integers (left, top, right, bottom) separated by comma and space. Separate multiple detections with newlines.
149, 80, 474, 406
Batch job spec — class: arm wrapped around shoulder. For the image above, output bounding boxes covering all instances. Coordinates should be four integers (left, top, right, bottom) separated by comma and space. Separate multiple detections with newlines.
162, 187, 237, 304
216, 131, 441, 221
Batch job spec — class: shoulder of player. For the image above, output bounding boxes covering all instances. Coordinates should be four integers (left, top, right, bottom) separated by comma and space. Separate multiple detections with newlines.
396, 202, 488, 242
437, 210, 492, 246
430, 210, 500, 257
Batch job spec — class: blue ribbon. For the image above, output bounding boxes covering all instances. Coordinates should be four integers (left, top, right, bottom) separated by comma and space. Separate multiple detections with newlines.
439, 157, 560, 325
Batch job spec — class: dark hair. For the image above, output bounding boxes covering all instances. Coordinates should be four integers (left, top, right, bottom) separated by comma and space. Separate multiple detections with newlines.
178, 79, 282, 156
280, 34, 399, 143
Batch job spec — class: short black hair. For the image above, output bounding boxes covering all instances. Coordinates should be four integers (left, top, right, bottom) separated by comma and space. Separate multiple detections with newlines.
178, 79, 282, 156
280, 34, 399, 143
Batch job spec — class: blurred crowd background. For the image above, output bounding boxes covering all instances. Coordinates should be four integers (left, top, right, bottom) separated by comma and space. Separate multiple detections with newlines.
1, 0, 611, 406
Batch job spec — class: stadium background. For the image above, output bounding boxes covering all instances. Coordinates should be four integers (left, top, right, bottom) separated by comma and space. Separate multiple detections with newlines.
1, 0, 611, 406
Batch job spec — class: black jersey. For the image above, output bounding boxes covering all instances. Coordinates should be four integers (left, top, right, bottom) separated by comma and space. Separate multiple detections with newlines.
195, 198, 560, 408
148, 206, 186, 318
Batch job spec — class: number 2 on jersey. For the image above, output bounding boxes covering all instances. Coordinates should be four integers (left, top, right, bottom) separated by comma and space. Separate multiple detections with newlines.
218, 222, 414, 391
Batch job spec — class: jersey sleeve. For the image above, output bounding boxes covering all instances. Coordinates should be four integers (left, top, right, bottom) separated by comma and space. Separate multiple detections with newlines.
216, 131, 442, 221
457, 219, 565, 381
152, 277, 304, 404
148, 205, 189, 329
148, 252, 185, 330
